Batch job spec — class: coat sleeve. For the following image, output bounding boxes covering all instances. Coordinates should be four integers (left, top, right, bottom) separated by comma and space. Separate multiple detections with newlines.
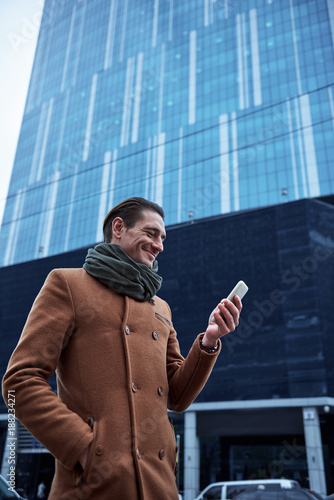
1, 269, 93, 470
164, 303, 221, 413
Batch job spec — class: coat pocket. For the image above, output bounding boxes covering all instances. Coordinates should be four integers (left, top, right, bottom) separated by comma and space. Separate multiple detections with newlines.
74, 416, 98, 488
168, 417, 179, 476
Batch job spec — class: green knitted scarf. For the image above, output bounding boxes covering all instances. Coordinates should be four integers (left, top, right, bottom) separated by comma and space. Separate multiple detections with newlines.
83, 243, 162, 302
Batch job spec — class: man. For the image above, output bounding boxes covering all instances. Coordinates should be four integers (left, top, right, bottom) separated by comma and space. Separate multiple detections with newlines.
2, 197, 242, 500
37, 480, 46, 499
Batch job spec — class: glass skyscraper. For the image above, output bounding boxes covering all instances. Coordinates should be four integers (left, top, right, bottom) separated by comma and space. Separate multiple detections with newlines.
1, 0, 334, 266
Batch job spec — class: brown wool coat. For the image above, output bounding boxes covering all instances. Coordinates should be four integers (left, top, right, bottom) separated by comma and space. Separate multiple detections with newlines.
2, 269, 220, 500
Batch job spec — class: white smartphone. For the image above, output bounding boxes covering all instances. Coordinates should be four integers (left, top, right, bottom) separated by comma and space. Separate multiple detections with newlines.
211, 280, 248, 323
226, 280, 248, 303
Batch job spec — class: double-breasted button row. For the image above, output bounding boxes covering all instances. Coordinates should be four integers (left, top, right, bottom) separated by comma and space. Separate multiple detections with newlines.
125, 327, 159, 340
136, 448, 165, 460
132, 383, 162, 394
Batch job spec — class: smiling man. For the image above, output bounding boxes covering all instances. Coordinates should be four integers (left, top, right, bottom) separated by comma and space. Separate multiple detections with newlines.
2, 197, 242, 500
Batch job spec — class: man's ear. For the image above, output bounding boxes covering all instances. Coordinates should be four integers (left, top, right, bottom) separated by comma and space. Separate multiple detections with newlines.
111, 217, 125, 240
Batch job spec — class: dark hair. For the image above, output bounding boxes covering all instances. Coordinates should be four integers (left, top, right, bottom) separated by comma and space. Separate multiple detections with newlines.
103, 197, 165, 243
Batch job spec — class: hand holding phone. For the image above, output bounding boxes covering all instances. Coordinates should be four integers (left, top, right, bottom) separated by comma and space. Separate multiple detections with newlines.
210, 280, 248, 324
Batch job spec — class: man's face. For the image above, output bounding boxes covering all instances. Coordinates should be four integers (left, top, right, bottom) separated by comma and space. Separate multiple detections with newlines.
111, 210, 166, 268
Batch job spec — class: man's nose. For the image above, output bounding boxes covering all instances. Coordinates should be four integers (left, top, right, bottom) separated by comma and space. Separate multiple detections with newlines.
153, 239, 164, 253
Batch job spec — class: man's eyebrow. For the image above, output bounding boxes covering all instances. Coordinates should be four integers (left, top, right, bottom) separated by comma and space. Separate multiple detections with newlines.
144, 226, 166, 240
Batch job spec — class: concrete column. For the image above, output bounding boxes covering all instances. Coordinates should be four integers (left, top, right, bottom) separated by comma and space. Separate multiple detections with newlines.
302, 407, 327, 497
184, 411, 200, 500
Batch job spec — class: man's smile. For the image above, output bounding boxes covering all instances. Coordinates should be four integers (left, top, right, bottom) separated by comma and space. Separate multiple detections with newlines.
143, 248, 156, 259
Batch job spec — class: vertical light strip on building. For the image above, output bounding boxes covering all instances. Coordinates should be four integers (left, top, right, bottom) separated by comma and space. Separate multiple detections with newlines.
152, 0, 159, 47
288, 0, 302, 95
249, 9, 262, 106
204, 0, 209, 26
64, 164, 78, 252
219, 114, 231, 213
286, 99, 300, 199
231, 112, 240, 210
121, 57, 135, 147
60, 5, 76, 92
328, 88, 334, 132
189, 31, 197, 125
29, 102, 48, 185
57, 0, 65, 18
109, 149, 118, 209
242, 13, 249, 108
36, 27, 54, 107
131, 52, 144, 143
9, 191, 26, 265
224, 0, 229, 19
35, 186, 48, 258
299, 94, 320, 197
177, 127, 183, 223
36, 98, 54, 182
294, 98, 308, 197
155, 133, 166, 207
41, 170, 60, 256
72, 1, 87, 87
158, 44, 165, 135
96, 151, 111, 242
43, 0, 56, 23
209, 0, 214, 24
83, 73, 98, 161
26, 30, 45, 113
236, 14, 244, 110
151, 136, 158, 200
4, 190, 25, 266
104, 0, 118, 70
168, 0, 173, 41
145, 137, 152, 199
119, 0, 128, 62
327, 0, 334, 47
55, 90, 70, 173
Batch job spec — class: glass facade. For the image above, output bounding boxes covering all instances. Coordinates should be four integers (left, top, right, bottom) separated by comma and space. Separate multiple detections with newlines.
1, 0, 334, 266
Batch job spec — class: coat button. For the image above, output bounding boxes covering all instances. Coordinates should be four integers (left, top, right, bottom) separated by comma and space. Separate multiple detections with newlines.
159, 449, 165, 460
157, 387, 163, 396
132, 382, 137, 393
95, 445, 104, 456
125, 325, 130, 335
152, 331, 158, 340
136, 448, 141, 459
